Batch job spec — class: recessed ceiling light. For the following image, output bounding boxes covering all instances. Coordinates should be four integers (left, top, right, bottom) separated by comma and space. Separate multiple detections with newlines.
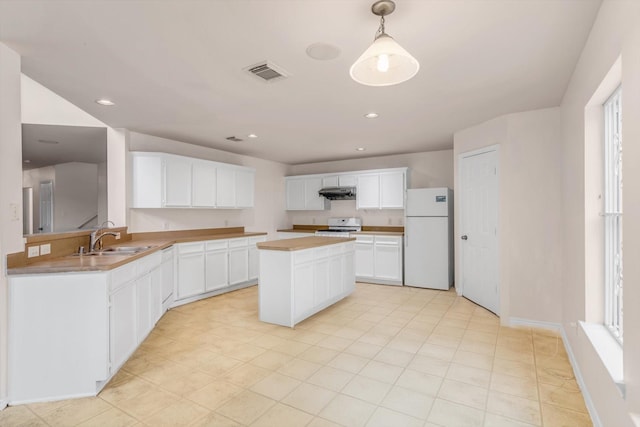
356, 147, 366, 151
95, 98, 115, 106
248, 134, 258, 139
364, 112, 379, 119
306, 43, 341, 61
24, 159, 31, 163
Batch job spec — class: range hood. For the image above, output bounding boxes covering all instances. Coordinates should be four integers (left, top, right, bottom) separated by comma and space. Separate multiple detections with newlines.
318, 186, 356, 200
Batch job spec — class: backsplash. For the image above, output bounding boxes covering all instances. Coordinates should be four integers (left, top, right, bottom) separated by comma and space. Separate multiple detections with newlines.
285, 200, 405, 227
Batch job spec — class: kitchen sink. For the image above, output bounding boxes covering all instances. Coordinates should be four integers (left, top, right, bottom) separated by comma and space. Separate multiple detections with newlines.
71, 246, 153, 256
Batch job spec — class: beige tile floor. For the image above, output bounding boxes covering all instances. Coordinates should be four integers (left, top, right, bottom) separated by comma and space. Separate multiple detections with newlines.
1, 283, 592, 427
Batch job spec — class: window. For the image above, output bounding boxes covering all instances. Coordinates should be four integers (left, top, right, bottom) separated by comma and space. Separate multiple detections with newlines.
604, 86, 622, 343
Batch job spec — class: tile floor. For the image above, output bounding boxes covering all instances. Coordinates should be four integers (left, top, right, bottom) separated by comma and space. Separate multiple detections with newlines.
1, 283, 592, 426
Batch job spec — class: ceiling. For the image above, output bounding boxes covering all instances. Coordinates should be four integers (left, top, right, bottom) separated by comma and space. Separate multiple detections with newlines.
0, 0, 601, 165
22, 124, 107, 170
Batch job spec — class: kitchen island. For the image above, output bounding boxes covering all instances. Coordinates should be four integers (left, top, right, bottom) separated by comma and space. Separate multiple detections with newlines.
257, 236, 355, 327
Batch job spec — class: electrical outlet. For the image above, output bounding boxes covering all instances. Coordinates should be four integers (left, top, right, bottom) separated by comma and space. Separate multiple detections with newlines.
40, 243, 51, 255
115, 232, 121, 240
27, 246, 40, 258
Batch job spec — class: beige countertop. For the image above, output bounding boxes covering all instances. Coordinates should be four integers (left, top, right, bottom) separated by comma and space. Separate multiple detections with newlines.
276, 229, 319, 233
257, 236, 355, 251
351, 231, 404, 236
8, 231, 267, 275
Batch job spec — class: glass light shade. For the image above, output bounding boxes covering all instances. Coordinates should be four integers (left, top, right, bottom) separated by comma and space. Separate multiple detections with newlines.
350, 33, 419, 86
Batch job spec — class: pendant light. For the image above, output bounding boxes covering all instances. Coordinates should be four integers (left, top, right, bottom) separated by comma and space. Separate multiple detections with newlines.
350, 0, 419, 87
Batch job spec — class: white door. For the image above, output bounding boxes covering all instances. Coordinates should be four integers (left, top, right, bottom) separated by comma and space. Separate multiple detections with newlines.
286, 179, 306, 210
177, 253, 205, 299
304, 177, 325, 210
206, 250, 228, 291
380, 172, 405, 209
235, 169, 255, 208
192, 162, 216, 207
39, 180, 53, 233
216, 168, 236, 208
164, 156, 192, 207
374, 237, 402, 282
405, 217, 450, 290
356, 174, 380, 209
355, 236, 374, 279
228, 247, 249, 285
459, 148, 499, 314
110, 281, 137, 371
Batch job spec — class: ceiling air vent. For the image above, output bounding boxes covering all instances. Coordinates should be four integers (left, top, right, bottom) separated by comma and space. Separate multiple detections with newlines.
244, 61, 289, 83
226, 136, 243, 142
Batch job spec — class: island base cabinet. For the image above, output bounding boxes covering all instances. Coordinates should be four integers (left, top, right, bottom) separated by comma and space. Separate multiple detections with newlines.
8, 273, 109, 404
110, 281, 137, 375
259, 241, 355, 328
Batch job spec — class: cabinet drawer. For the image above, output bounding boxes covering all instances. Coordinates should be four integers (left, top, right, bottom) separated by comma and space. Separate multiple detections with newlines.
355, 235, 374, 244
375, 236, 402, 246
178, 242, 205, 254
206, 240, 228, 251
110, 262, 137, 292
161, 246, 174, 262
294, 248, 314, 265
228, 238, 248, 248
314, 247, 330, 259
329, 244, 343, 256
137, 252, 162, 275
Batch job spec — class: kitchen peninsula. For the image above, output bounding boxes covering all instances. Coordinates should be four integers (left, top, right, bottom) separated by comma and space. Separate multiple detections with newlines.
257, 236, 355, 328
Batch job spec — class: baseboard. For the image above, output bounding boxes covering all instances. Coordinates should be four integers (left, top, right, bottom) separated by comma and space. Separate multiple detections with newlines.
507, 317, 602, 427
0, 399, 7, 410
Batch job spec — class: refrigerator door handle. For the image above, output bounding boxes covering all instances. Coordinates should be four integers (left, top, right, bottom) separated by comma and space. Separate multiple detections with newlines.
461, 235, 468, 240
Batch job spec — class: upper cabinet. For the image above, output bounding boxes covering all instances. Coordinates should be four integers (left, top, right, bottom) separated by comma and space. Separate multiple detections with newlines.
131, 152, 255, 209
286, 177, 329, 211
286, 168, 406, 211
357, 170, 405, 210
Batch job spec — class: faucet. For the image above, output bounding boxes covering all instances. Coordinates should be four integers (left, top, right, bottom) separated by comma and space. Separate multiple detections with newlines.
89, 221, 118, 252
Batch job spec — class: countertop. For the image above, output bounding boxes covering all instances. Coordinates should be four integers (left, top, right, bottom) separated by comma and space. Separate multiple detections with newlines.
257, 236, 355, 251
8, 232, 267, 275
276, 229, 318, 233
278, 229, 404, 236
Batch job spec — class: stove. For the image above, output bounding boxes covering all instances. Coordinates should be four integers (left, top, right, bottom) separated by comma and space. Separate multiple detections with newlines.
315, 217, 362, 237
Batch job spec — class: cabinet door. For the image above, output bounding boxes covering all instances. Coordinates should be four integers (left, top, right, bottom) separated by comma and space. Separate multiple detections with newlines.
235, 169, 255, 208
216, 168, 236, 208
161, 257, 174, 304
206, 250, 228, 291
136, 274, 152, 343
177, 253, 205, 299
374, 239, 402, 281
293, 263, 314, 319
343, 251, 355, 294
228, 248, 249, 285
150, 266, 163, 325
192, 162, 216, 207
356, 174, 380, 209
328, 256, 342, 298
304, 177, 325, 210
131, 154, 163, 208
164, 156, 192, 207
338, 175, 357, 187
314, 258, 329, 306
286, 179, 306, 210
355, 240, 375, 278
110, 281, 137, 370
380, 172, 405, 209
248, 246, 260, 280
322, 176, 338, 187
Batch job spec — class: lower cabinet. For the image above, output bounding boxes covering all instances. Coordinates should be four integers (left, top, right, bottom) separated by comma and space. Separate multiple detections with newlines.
110, 280, 137, 374
355, 234, 403, 285
260, 241, 356, 327
175, 235, 266, 305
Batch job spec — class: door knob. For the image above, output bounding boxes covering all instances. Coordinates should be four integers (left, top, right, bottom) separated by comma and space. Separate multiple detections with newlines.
461, 235, 468, 240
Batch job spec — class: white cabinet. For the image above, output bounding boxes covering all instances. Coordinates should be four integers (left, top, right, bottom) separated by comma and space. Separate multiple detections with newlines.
277, 232, 314, 239
285, 177, 329, 210
206, 241, 228, 292
229, 238, 249, 285
177, 243, 206, 299
131, 152, 255, 209
356, 170, 406, 209
355, 235, 375, 278
259, 240, 356, 327
355, 234, 403, 285
248, 236, 266, 280
150, 266, 163, 326
136, 274, 152, 343
174, 235, 265, 306
161, 247, 175, 311
164, 155, 192, 207
339, 175, 357, 187
192, 161, 217, 207
322, 175, 339, 187
110, 280, 137, 373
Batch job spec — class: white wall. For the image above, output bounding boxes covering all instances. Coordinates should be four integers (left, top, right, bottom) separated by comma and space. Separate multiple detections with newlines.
287, 150, 453, 226
453, 108, 563, 324
21, 75, 126, 227
53, 163, 99, 231
560, 1, 640, 425
127, 132, 289, 238
0, 42, 24, 409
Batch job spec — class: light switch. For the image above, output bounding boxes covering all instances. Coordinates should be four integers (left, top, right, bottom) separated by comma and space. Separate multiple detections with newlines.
27, 246, 40, 258
40, 243, 51, 255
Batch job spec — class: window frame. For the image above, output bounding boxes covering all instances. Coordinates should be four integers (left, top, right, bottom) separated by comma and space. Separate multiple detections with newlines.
603, 85, 623, 343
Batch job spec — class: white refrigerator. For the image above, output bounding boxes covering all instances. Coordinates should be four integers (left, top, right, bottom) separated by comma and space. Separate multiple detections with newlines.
404, 188, 453, 290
